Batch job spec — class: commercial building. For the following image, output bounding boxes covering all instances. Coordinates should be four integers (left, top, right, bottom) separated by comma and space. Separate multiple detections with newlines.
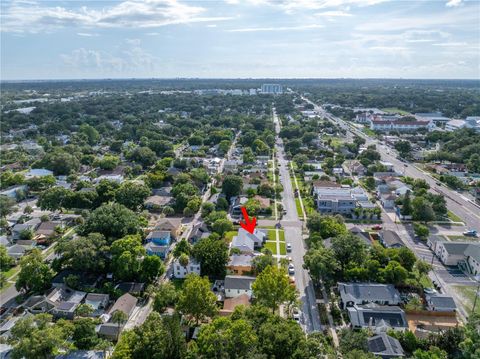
261, 84, 283, 94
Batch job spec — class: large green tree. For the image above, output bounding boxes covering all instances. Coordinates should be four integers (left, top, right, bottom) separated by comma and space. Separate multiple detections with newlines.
177, 274, 218, 325
54, 233, 108, 273
115, 182, 151, 210
79, 203, 141, 242
252, 265, 296, 313
193, 235, 229, 278
16, 249, 53, 293
222, 175, 243, 199
196, 317, 259, 358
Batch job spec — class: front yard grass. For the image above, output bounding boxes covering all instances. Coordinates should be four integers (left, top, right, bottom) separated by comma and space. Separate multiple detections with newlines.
447, 235, 477, 242
447, 210, 463, 223
453, 285, 480, 316
295, 198, 304, 218
267, 229, 285, 242
224, 231, 237, 243
279, 242, 286, 255
264, 241, 277, 254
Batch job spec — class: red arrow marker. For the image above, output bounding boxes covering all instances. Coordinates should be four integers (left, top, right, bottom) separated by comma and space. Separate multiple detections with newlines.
240, 206, 257, 234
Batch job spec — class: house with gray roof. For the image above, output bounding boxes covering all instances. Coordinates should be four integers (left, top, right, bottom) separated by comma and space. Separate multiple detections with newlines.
347, 304, 407, 332
434, 242, 471, 266
84, 293, 110, 316
230, 232, 254, 254
368, 333, 404, 358
338, 283, 401, 309
6, 244, 30, 261
465, 244, 480, 276
379, 230, 404, 248
224, 275, 255, 298
426, 294, 457, 312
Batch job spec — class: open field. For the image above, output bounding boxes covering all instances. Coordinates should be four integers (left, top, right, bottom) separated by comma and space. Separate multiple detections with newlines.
453, 285, 480, 316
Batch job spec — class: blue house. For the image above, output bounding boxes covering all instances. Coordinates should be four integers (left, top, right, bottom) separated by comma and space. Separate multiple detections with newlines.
145, 230, 171, 259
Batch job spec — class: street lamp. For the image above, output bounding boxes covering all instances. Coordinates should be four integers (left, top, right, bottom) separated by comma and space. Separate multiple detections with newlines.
472, 275, 480, 314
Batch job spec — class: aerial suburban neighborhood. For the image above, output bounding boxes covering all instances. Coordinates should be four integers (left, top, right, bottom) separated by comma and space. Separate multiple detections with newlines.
0, 78, 478, 359
1, 0, 480, 357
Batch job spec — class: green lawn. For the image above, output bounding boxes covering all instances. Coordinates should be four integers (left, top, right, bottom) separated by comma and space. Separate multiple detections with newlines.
447, 210, 463, 223
447, 235, 477, 242
295, 198, 304, 218
267, 229, 285, 242
381, 107, 411, 115
453, 285, 480, 316
224, 231, 237, 243
279, 242, 286, 255
264, 241, 278, 255
362, 127, 376, 137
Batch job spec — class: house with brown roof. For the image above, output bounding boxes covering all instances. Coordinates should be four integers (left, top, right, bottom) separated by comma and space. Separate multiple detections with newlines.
219, 294, 251, 316
227, 254, 254, 275
154, 218, 182, 239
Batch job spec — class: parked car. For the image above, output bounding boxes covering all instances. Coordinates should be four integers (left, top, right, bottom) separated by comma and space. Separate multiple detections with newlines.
288, 264, 295, 275
286, 242, 292, 252
292, 308, 301, 323
371, 224, 382, 230
424, 288, 437, 295
463, 230, 478, 237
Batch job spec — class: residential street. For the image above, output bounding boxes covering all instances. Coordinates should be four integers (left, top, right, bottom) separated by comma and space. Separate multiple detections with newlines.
273, 109, 322, 333
304, 97, 479, 320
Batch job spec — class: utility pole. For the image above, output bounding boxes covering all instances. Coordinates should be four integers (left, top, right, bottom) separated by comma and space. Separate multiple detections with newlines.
472, 276, 480, 314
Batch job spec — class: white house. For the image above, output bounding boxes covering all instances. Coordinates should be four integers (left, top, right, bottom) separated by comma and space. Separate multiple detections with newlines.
445, 119, 467, 132
173, 257, 201, 279
465, 244, 480, 276
224, 275, 256, 298
434, 242, 470, 266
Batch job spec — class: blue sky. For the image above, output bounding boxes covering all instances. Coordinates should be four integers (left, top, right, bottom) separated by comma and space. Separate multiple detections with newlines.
1, 0, 479, 80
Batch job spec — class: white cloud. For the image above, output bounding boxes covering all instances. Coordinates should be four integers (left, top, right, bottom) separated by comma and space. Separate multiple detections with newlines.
315, 10, 352, 16
241, 0, 388, 13
61, 40, 158, 73
1, 0, 232, 33
228, 24, 323, 32
432, 42, 468, 46
77, 32, 99, 37
446, 0, 462, 7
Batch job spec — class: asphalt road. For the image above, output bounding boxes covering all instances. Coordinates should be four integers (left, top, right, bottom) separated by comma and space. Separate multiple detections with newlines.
273, 109, 322, 333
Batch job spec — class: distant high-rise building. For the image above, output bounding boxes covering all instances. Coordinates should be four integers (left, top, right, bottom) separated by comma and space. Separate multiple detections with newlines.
261, 84, 283, 94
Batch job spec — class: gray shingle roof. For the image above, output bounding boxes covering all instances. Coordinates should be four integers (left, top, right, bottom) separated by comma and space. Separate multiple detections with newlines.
427, 295, 457, 310
338, 283, 401, 305
368, 333, 404, 357
347, 304, 407, 329
224, 275, 256, 290
465, 244, 480, 262
441, 242, 470, 255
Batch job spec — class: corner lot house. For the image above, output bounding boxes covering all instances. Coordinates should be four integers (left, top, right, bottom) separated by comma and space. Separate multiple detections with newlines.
224, 275, 256, 298
434, 242, 470, 266
338, 283, 401, 309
